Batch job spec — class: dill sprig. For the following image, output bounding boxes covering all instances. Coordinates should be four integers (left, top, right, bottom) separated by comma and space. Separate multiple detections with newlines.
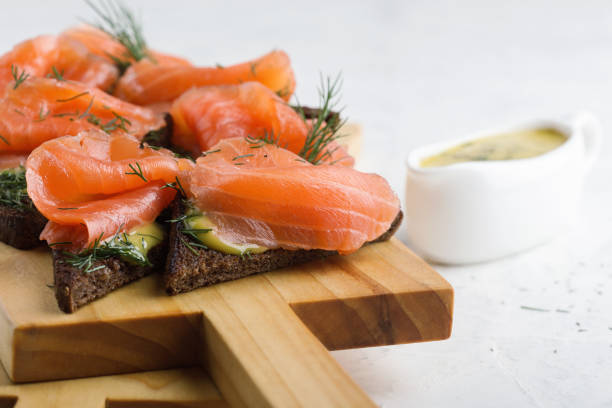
61, 228, 150, 273
244, 131, 280, 149
232, 154, 253, 161
11, 65, 29, 90
275, 82, 292, 99
106, 53, 132, 75
85, 0, 151, 63
166, 200, 210, 254
50, 66, 65, 81
0, 134, 10, 145
161, 176, 187, 197
125, 162, 147, 182
0, 167, 33, 211
201, 148, 221, 157
34, 107, 50, 122
297, 74, 347, 165
56, 91, 90, 103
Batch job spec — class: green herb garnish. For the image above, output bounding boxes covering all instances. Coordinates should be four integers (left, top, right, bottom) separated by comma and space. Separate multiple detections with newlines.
61, 228, 150, 273
201, 148, 221, 157
232, 154, 253, 161
244, 131, 279, 149
50, 66, 65, 81
79, 97, 96, 119
34, 107, 50, 122
125, 162, 147, 182
296, 74, 347, 165
0, 167, 32, 211
167, 200, 209, 253
275, 83, 291, 99
49, 241, 72, 247
56, 91, 90, 103
106, 52, 132, 75
161, 176, 187, 197
85, 0, 151, 63
11, 65, 29, 89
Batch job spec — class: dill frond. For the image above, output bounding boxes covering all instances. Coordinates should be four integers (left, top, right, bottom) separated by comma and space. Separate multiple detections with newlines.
85, 0, 151, 62
10, 65, 29, 89
297, 73, 347, 165
0, 167, 34, 211
61, 227, 150, 273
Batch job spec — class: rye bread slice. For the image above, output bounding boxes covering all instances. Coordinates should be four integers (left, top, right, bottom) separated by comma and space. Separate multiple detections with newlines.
141, 113, 174, 149
164, 199, 403, 295
53, 236, 168, 313
0, 199, 46, 250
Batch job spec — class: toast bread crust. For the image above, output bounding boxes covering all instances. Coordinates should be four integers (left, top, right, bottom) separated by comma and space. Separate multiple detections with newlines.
0, 200, 46, 249
53, 238, 168, 313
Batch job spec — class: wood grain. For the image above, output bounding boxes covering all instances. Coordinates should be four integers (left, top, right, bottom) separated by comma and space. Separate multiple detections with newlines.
0, 365, 228, 408
198, 276, 375, 407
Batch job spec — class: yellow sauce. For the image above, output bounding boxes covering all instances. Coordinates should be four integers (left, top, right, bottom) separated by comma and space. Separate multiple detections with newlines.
125, 222, 165, 258
186, 213, 268, 256
420, 128, 567, 168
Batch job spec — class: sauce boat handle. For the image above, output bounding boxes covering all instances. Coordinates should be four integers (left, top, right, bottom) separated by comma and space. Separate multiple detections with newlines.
572, 111, 603, 172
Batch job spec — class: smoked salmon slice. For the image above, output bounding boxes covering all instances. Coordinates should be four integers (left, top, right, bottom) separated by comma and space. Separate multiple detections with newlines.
26, 130, 191, 249
62, 25, 191, 69
0, 76, 164, 154
114, 50, 295, 105
0, 35, 118, 92
170, 81, 354, 166
62, 25, 129, 66
171, 81, 308, 156
0, 153, 27, 170
181, 137, 399, 254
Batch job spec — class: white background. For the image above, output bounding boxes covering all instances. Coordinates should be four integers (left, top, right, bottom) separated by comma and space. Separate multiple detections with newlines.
2, 1, 611, 406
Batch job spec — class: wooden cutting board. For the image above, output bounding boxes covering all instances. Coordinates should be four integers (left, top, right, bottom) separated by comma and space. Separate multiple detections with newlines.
0, 124, 453, 406
0, 238, 452, 406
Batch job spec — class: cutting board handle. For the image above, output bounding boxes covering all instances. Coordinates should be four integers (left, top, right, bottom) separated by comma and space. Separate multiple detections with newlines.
198, 274, 376, 408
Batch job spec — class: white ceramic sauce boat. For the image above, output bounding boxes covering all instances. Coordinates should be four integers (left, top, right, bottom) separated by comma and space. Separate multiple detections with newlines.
404, 112, 603, 264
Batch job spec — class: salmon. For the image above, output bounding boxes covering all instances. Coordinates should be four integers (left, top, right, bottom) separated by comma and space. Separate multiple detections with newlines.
61, 25, 129, 65
0, 76, 164, 154
170, 81, 354, 165
115, 50, 295, 105
62, 25, 191, 68
171, 82, 307, 156
0, 35, 118, 92
0, 153, 27, 170
26, 130, 191, 248
182, 137, 399, 254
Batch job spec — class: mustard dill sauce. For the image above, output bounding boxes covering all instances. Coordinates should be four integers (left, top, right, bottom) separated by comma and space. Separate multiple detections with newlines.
420, 128, 567, 168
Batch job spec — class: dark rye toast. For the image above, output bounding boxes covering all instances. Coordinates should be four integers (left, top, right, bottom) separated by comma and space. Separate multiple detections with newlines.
0, 200, 46, 249
53, 234, 168, 313
0, 167, 46, 249
164, 198, 403, 295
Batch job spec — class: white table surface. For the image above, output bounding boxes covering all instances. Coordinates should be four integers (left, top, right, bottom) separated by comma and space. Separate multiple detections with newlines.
2, 1, 611, 406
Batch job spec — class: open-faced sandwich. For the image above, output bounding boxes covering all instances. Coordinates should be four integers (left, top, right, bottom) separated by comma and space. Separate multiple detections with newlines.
0, 1, 401, 313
